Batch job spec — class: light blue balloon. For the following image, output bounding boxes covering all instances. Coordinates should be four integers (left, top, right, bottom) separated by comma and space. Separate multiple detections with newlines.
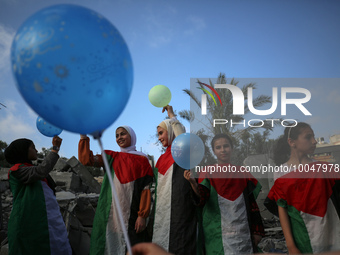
171, 133, 205, 169
11, 4, 133, 135
36, 116, 62, 137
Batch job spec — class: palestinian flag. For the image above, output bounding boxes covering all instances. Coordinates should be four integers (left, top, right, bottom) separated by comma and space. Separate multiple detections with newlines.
8, 163, 72, 255
198, 166, 261, 255
267, 161, 340, 254
90, 151, 153, 255
152, 146, 197, 255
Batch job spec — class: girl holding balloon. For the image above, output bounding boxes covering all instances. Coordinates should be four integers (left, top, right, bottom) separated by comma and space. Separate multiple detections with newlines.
5, 136, 72, 255
184, 133, 264, 255
11, 3, 139, 254
78, 126, 154, 255
151, 105, 197, 255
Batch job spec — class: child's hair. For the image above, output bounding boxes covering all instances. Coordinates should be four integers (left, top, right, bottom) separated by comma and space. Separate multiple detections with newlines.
211, 133, 234, 151
273, 122, 312, 165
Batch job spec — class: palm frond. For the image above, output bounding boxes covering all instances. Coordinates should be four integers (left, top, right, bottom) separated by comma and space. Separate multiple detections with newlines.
183, 88, 201, 108
178, 110, 195, 122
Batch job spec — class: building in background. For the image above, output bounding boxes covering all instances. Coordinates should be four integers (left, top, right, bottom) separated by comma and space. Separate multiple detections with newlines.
312, 134, 340, 164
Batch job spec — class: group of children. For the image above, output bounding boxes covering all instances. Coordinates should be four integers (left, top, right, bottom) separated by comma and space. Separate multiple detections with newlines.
4, 105, 340, 254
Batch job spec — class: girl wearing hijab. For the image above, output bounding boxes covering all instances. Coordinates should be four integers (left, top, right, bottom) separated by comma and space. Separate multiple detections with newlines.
78, 126, 153, 254
151, 105, 197, 255
5, 136, 72, 255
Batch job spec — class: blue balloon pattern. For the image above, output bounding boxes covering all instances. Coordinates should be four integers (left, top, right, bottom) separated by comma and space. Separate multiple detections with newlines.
11, 4, 133, 135
36, 116, 62, 137
171, 133, 205, 169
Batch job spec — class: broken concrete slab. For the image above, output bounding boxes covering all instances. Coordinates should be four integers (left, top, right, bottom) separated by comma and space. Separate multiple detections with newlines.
56, 191, 76, 201
57, 192, 100, 255
67, 156, 82, 169
0, 243, 8, 255
50, 171, 83, 193
73, 197, 96, 227
53, 158, 71, 172
0, 182, 9, 194
0, 168, 9, 181
67, 157, 101, 194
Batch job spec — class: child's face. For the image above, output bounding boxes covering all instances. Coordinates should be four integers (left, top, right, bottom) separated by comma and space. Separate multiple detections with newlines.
116, 127, 132, 148
292, 127, 317, 155
27, 143, 38, 160
157, 126, 169, 147
213, 138, 232, 164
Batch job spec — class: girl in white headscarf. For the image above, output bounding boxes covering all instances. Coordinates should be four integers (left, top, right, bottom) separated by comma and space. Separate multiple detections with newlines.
151, 105, 197, 255
115, 126, 143, 155
78, 126, 153, 255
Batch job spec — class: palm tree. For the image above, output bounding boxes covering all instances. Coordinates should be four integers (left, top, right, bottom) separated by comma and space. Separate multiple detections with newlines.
179, 73, 278, 165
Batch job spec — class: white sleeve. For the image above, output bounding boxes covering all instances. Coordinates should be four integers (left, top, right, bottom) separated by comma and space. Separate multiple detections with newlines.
169, 117, 186, 137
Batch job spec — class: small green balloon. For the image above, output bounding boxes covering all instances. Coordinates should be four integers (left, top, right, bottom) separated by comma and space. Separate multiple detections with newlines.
148, 85, 172, 108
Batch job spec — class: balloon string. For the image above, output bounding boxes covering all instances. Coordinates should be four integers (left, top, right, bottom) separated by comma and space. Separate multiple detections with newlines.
97, 138, 133, 255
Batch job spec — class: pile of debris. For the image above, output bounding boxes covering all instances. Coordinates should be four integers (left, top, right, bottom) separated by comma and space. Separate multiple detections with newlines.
0, 156, 103, 255
259, 216, 287, 253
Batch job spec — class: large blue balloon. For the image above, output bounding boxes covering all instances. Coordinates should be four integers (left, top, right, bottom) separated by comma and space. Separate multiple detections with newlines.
11, 4, 133, 135
171, 133, 205, 169
36, 116, 62, 137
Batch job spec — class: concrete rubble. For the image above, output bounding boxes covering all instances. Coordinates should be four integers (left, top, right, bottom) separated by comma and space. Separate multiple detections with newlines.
244, 154, 287, 253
